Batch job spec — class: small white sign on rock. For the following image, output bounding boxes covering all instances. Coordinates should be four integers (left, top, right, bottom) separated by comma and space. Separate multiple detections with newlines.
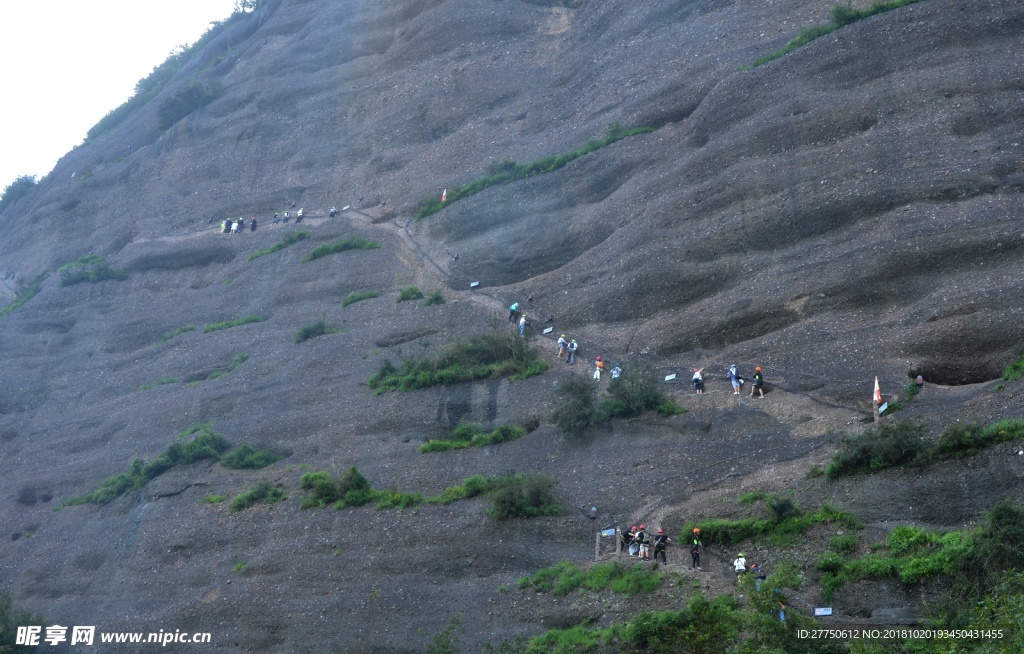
342, 205, 351, 211
542, 327, 553, 334
664, 373, 677, 382
469, 281, 480, 288
814, 608, 833, 617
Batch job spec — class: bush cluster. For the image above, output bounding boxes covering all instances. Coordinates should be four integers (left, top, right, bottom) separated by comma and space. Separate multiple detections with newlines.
57, 255, 127, 286
825, 419, 1024, 479
366, 332, 548, 393
63, 425, 281, 506
248, 229, 311, 261
0, 275, 46, 318
294, 321, 343, 343
158, 80, 222, 131
419, 423, 528, 453
423, 289, 446, 306
302, 237, 380, 263
0, 590, 45, 652
416, 123, 653, 219
553, 367, 685, 437
684, 502, 861, 548
230, 480, 286, 511
0, 174, 38, 214
221, 444, 283, 469
397, 286, 424, 302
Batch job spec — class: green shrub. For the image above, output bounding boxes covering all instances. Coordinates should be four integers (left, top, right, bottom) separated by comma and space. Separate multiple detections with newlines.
416, 123, 653, 219
0, 174, 38, 213
932, 419, 1024, 459
231, 480, 286, 511
830, 533, 858, 554
420, 423, 528, 453
824, 420, 929, 479
302, 237, 381, 262
138, 377, 178, 391
552, 375, 603, 437
1004, 354, 1024, 382
342, 290, 380, 307
63, 424, 230, 505
57, 255, 127, 286
739, 491, 768, 504
521, 561, 665, 597
154, 325, 195, 346
485, 472, 562, 520
683, 503, 860, 546
221, 445, 283, 469
397, 286, 424, 302
367, 332, 547, 392
426, 615, 464, 654
232, 561, 246, 573
248, 229, 311, 261
423, 289, 446, 306
294, 321, 343, 343
202, 494, 228, 504
299, 471, 343, 508
158, 80, 221, 130
603, 367, 671, 419
204, 316, 264, 333
0, 590, 45, 652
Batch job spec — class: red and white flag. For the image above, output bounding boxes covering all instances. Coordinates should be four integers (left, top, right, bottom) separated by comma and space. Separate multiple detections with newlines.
441, 188, 447, 203
873, 377, 882, 405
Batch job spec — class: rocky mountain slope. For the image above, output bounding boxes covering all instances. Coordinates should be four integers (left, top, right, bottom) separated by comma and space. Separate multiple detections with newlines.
1, 0, 1022, 651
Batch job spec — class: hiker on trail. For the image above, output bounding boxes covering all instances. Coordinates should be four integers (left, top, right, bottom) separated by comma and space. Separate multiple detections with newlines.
734, 553, 747, 582
221, 219, 229, 234
690, 529, 704, 570
728, 365, 743, 395
508, 302, 519, 323
250, 217, 258, 232
751, 563, 767, 591
636, 525, 652, 561
519, 314, 528, 337
273, 212, 280, 224
283, 211, 290, 223
751, 366, 764, 398
231, 219, 240, 234
557, 334, 568, 359
692, 368, 705, 394
329, 206, 337, 218
593, 356, 605, 380
567, 339, 578, 365
915, 375, 924, 390
296, 208, 304, 222
626, 526, 640, 557
653, 529, 672, 564
611, 364, 622, 380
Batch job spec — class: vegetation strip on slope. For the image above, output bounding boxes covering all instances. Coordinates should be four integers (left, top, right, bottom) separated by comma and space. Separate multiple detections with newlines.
553, 368, 685, 437
419, 423, 531, 453
300, 469, 563, 519
57, 255, 127, 286
0, 274, 46, 318
248, 229, 311, 261
415, 122, 654, 219
302, 237, 380, 263
204, 316, 264, 333
294, 321, 345, 343
63, 423, 282, 506
342, 290, 380, 307
366, 332, 548, 393
749, 0, 925, 68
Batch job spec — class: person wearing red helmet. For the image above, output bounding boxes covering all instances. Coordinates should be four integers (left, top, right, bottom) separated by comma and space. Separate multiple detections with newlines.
653, 528, 672, 564
593, 355, 605, 381
690, 528, 703, 570
636, 525, 651, 561
751, 366, 765, 398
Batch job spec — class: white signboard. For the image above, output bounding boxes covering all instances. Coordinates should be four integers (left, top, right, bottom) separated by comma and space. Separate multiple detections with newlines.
469, 281, 480, 288
601, 528, 616, 538
543, 327, 553, 334
664, 373, 677, 382
814, 607, 833, 616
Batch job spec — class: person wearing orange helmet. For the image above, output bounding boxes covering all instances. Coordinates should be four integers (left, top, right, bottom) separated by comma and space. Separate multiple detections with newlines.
751, 366, 765, 398
593, 355, 605, 381
653, 528, 672, 564
690, 528, 703, 570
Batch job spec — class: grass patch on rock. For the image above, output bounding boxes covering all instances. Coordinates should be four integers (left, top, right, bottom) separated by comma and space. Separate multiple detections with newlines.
419, 423, 529, 453
247, 228, 311, 261
366, 332, 548, 393
153, 324, 195, 346
302, 237, 380, 263
203, 316, 264, 333
294, 321, 344, 343
57, 255, 127, 286
231, 480, 286, 511
342, 290, 380, 307
423, 289, 445, 306
553, 366, 685, 437
519, 561, 667, 596
396, 286, 424, 303
0, 274, 46, 318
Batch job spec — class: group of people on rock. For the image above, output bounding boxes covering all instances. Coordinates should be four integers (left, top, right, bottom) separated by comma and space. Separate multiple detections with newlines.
691, 364, 765, 397
622, 525, 673, 564
221, 217, 257, 233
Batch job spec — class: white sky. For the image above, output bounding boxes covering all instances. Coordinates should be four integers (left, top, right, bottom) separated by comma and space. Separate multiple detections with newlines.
0, 0, 238, 191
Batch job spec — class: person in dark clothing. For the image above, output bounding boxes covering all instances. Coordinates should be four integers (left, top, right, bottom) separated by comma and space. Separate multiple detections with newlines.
250, 218, 258, 232
690, 528, 703, 570
751, 366, 764, 398
653, 529, 672, 564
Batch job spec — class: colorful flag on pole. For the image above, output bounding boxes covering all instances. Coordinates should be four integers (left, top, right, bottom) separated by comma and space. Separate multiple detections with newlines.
441, 188, 447, 203
873, 377, 882, 405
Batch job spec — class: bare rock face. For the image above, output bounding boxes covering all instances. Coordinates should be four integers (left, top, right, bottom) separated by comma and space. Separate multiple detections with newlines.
0, 0, 1022, 650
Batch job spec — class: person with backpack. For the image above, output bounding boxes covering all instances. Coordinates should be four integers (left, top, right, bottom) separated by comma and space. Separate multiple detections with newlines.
508, 302, 519, 323
593, 356, 605, 380
728, 365, 743, 395
653, 529, 672, 564
690, 528, 703, 570
519, 314, 528, 337
296, 208, 304, 222
751, 366, 764, 398
692, 368, 705, 394
231, 219, 240, 234
751, 563, 767, 591
221, 219, 229, 234
734, 552, 748, 582
283, 211, 290, 223
611, 364, 622, 380
557, 334, 568, 359
329, 206, 337, 218
626, 525, 640, 557
566, 339, 578, 365
273, 212, 280, 224
250, 217, 258, 232
636, 525, 652, 561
